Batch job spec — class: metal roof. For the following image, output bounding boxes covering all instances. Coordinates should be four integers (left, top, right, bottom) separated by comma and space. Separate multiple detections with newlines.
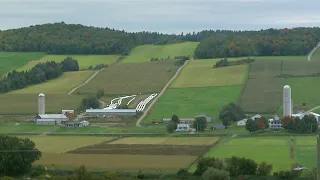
86, 109, 136, 113
38, 114, 68, 119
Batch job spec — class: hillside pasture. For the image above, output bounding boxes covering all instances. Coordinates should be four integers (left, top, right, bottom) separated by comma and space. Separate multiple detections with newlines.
0, 123, 54, 133
123, 42, 199, 63
172, 59, 247, 88
0, 52, 45, 76
20, 136, 115, 153
248, 60, 281, 79
0, 94, 83, 115
76, 60, 179, 95
144, 86, 242, 123
35, 153, 197, 171
109, 137, 219, 145
281, 60, 320, 76
311, 48, 320, 61
16, 55, 119, 71
205, 136, 316, 171
9, 71, 94, 94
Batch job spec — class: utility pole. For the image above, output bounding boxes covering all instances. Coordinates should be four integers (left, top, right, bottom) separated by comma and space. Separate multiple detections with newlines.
317, 135, 320, 180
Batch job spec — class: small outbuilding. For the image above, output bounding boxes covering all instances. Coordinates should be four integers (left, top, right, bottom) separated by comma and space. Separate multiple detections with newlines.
62, 110, 74, 115
162, 118, 195, 124
35, 114, 68, 125
237, 119, 247, 126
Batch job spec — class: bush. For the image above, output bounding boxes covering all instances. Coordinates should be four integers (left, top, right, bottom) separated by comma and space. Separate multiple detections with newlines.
202, 168, 230, 180
256, 162, 273, 176
194, 157, 224, 176
167, 121, 175, 133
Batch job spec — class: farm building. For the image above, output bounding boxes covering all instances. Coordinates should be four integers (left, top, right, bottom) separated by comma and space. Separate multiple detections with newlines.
85, 109, 137, 116
64, 121, 89, 128
292, 112, 320, 121
213, 124, 226, 129
35, 114, 68, 125
176, 124, 190, 131
237, 119, 247, 126
251, 114, 261, 120
195, 114, 212, 122
62, 110, 74, 115
162, 118, 195, 124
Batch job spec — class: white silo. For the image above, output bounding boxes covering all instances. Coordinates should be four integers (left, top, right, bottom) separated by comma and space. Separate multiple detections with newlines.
38, 93, 45, 115
283, 85, 292, 117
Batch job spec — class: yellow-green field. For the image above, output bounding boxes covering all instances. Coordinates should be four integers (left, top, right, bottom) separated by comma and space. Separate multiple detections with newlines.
204, 136, 316, 171
109, 137, 220, 145
172, 60, 247, 88
123, 42, 199, 63
16, 55, 119, 71
21, 136, 114, 153
0, 94, 83, 114
9, 71, 94, 94
35, 153, 197, 170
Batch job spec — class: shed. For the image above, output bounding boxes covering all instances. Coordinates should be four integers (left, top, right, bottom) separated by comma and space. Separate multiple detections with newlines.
251, 114, 261, 120
214, 124, 226, 129
85, 109, 137, 117
35, 114, 68, 125
237, 119, 247, 126
195, 114, 212, 122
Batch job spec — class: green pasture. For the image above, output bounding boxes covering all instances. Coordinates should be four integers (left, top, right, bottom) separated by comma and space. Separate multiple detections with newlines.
210, 56, 306, 62
123, 42, 199, 63
205, 136, 317, 171
311, 48, 320, 61
16, 55, 120, 71
144, 85, 242, 123
9, 71, 94, 94
0, 94, 83, 115
76, 60, 179, 95
0, 52, 45, 76
172, 59, 248, 88
0, 123, 55, 133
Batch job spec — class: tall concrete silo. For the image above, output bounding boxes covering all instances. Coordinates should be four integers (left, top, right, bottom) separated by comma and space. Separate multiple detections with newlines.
38, 93, 45, 115
283, 85, 292, 117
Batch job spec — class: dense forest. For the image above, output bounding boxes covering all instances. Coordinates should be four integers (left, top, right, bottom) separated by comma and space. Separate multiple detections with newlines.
0, 57, 79, 93
0, 22, 320, 58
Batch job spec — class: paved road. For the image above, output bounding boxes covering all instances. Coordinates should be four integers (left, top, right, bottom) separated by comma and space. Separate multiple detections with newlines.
308, 45, 320, 61
135, 59, 191, 127
67, 68, 105, 95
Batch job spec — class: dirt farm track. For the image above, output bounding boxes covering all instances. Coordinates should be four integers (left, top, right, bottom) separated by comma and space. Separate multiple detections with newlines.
68, 144, 212, 156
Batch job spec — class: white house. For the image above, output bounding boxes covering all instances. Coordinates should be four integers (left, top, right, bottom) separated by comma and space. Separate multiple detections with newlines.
237, 119, 247, 126
176, 124, 190, 131
269, 119, 283, 130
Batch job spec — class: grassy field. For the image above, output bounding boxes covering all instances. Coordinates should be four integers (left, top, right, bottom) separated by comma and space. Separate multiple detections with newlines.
248, 60, 281, 79
205, 136, 316, 171
16, 55, 120, 71
144, 85, 242, 123
19, 136, 114, 153
76, 60, 179, 95
172, 59, 247, 88
9, 71, 94, 94
282, 60, 320, 76
123, 42, 199, 63
0, 94, 83, 115
35, 153, 197, 170
284, 77, 320, 110
311, 48, 320, 61
0, 52, 45, 76
109, 137, 219, 145
0, 123, 54, 133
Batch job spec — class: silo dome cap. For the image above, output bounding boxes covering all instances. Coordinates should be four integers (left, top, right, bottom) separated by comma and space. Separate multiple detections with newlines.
38, 93, 45, 97
283, 85, 291, 89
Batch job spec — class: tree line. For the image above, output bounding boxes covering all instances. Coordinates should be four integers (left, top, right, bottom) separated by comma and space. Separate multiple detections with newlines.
0, 57, 79, 93
214, 58, 255, 68
1, 23, 320, 58
282, 115, 318, 133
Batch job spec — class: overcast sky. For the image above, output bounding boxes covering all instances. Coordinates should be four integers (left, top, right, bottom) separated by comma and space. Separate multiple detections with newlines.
0, 0, 320, 34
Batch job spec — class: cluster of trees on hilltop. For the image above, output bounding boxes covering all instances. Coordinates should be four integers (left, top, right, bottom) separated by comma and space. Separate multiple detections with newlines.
194, 28, 320, 58
0, 57, 79, 93
1, 23, 320, 57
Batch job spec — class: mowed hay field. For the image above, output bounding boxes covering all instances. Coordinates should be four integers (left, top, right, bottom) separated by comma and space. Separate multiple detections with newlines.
123, 42, 199, 63
109, 137, 219, 145
144, 85, 242, 123
0, 52, 45, 76
171, 59, 248, 88
20, 136, 114, 153
16, 55, 120, 71
0, 94, 83, 114
205, 136, 316, 171
77, 60, 179, 95
9, 71, 94, 94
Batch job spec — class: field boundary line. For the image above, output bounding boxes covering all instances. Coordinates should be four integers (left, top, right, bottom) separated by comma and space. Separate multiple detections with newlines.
135, 59, 191, 127
67, 68, 104, 95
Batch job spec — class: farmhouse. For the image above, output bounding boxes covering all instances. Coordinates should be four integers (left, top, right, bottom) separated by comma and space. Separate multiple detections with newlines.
35, 114, 68, 125
269, 119, 283, 130
176, 124, 190, 131
85, 109, 137, 117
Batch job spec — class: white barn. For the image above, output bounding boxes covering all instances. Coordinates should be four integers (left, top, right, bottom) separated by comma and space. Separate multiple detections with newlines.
292, 112, 320, 121
35, 114, 68, 125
